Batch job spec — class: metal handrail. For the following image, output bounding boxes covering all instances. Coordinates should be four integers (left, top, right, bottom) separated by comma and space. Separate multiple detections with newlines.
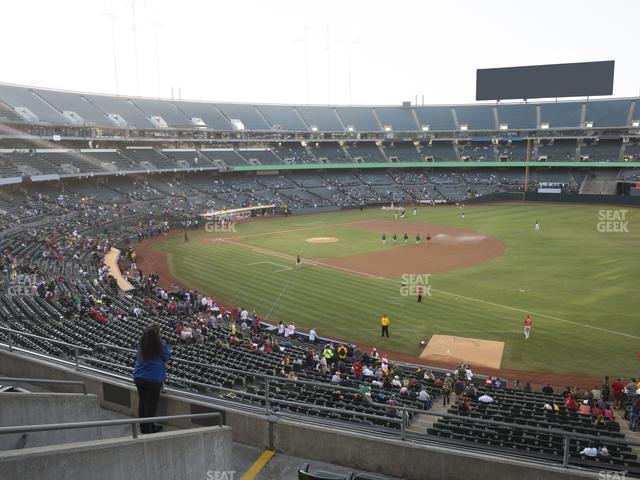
0, 413, 223, 439
93, 342, 378, 406
0, 376, 87, 395
84, 348, 640, 448
0, 326, 91, 370
4, 332, 640, 470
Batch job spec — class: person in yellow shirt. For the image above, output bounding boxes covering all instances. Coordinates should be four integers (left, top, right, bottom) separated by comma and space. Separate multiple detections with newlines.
381, 314, 390, 337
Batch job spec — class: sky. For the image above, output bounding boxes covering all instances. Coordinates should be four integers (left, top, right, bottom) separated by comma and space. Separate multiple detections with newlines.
1, 0, 638, 106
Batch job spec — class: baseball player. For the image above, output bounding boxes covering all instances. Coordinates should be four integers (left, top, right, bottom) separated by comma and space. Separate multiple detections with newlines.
415, 233, 421, 245
392, 233, 397, 243
403, 233, 408, 244
296, 255, 302, 270
535, 219, 540, 231
523, 315, 533, 339
381, 233, 387, 244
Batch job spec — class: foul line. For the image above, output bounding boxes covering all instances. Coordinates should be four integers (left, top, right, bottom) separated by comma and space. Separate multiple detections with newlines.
428, 289, 640, 341
220, 241, 640, 341
220, 239, 386, 280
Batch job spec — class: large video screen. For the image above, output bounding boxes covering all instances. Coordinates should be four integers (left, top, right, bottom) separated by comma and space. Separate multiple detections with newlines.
476, 61, 614, 101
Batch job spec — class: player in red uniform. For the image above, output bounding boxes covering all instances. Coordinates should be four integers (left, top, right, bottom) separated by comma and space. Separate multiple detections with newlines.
523, 315, 533, 339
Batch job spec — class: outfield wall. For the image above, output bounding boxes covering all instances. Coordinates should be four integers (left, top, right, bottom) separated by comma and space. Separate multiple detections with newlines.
466, 192, 640, 206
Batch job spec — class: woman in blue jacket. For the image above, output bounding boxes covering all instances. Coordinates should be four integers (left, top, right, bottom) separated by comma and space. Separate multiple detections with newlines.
133, 324, 171, 434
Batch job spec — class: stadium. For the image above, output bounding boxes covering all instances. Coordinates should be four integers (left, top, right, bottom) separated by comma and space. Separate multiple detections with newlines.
0, 2, 639, 479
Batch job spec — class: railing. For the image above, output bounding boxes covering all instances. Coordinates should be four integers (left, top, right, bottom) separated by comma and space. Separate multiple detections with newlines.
86, 344, 640, 469
1, 326, 91, 370
0, 413, 223, 439
0, 376, 87, 395
3, 330, 640, 472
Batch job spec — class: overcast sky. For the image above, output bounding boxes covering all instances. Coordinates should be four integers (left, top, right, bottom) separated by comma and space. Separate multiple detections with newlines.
2, 0, 638, 106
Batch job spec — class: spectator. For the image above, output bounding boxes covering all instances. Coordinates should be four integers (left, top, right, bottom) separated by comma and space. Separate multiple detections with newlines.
542, 384, 554, 395
629, 396, 640, 432
602, 376, 610, 402
565, 394, 578, 410
478, 393, 494, 404
132, 324, 171, 434
579, 443, 598, 458
309, 327, 317, 344
579, 400, 592, 415
594, 414, 607, 429
418, 388, 432, 409
442, 375, 452, 406
611, 378, 625, 409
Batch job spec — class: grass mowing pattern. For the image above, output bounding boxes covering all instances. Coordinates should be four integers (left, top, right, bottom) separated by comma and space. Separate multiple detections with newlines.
151, 204, 640, 377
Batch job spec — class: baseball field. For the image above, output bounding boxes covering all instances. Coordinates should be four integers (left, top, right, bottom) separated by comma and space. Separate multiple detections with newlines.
136, 203, 640, 379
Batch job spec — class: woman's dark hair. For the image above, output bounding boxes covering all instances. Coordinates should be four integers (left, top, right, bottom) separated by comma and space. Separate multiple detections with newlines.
139, 324, 162, 360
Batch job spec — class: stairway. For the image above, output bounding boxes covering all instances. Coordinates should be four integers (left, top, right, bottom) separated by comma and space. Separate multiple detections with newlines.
579, 169, 619, 195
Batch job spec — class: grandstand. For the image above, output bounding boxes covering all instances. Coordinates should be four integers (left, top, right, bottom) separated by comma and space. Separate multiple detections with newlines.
0, 48, 639, 480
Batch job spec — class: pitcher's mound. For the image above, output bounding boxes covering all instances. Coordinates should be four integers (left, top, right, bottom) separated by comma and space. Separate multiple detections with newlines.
420, 334, 504, 369
306, 237, 339, 244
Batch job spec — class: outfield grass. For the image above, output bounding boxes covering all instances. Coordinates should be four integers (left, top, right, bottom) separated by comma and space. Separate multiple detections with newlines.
150, 204, 640, 377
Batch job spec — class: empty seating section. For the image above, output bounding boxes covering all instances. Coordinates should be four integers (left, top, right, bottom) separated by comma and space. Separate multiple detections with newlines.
585, 100, 631, 128
458, 142, 495, 162
274, 143, 317, 164
580, 141, 621, 161
130, 98, 192, 128
345, 143, 386, 163
82, 94, 155, 129
335, 107, 380, 131
0, 83, 636, 135
0, 151, 60, 175
312, 143, 352, 163
496, 104, 537, 129
0, 158, 23, 178
296, 106, 343, 131
414, 106, 456, 131
421, 142, 457, 161
199, 149, 249, 166
162, 150, 216, 168
382, 142, 419, 162
455, 105, 495, 130
257, 105, 307, 131
539, 102, 582, 129
216, 104, 271, 131
0, 84, 68, 124
34, 89, 113, 128
374, 107, 417, 131
497, 141, 527, 161
623, 142, 640, 161
123, 148, 176, 169
537, 140, 577, 162
38, 151, 106, 173
238, 149, 284, 165
83, 150, 138, 171
175, 101, 232, 130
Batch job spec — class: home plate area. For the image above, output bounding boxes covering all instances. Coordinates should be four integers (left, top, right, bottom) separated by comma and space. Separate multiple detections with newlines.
420, 334, 505, 369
